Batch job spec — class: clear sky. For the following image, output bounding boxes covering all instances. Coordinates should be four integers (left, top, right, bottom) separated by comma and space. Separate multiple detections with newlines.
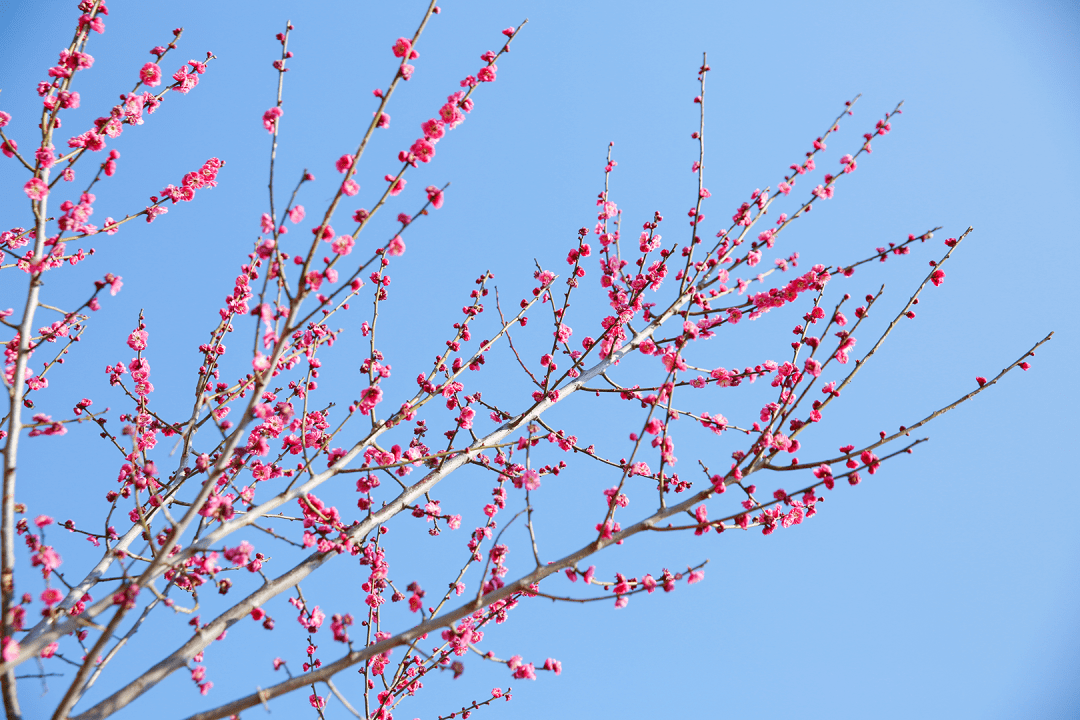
0, 0, 1077, 719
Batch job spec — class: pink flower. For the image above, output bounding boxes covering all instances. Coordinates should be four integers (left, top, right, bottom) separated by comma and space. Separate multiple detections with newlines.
23, 178, 48, 201
392, 38, 412, 58
127, 329, 148, 351
512, 662, 536, 680
35, 146, 55, 169
342, 179, 359, 196
41, 588, 63, 606
410, 138, 435, 163
336, 154, 353, 173
520, 469, 540, 491
332, 235, 354, 255
252, 353, 271, 372
145, 205, 168, 223
1, 637, 19, 663
0, 111, 10, 127
262, 107, 282, 133
477, 65, 497, 83
31, 546, 62, 577
930, 268, 945, 286
386, 235, 405, 257
172, 66, 198, 93
425, 185, 444, 209
422, 118, 445, 141
288, 205, 305, 224
359, 385, 383, 414
859, 450, 881, 474
140, 62, 162, 87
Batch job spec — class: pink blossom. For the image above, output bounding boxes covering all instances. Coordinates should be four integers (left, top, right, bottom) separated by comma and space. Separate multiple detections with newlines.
140, 62, 162, 87
512, 662, 536, 680
35, 145, 56, 169
392, 38, 412, 58
425, 185, 444, 209
145, 205, 168, 223
23, 178, 48, 201
31, 546, 62, 577
387, 235, 406, 256
520, 469, 540, 491
0, 111, 10, 127
336, 154, 353, 173
172, 66, 198, 93
262, 107, 282, 133
127, 329, 148, 351
410, 138, 435, 163
288, 205, 305, 224
332, 235, 354, 255
543, 658, 562, 675
359, 385, 383, 414
422, 118, 445, 141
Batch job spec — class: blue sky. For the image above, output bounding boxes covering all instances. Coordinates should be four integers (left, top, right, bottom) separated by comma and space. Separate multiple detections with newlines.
0, 0, 1077, 719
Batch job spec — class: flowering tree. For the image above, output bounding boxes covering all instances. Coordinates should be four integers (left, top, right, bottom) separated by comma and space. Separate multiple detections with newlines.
0, 1, 1053, 719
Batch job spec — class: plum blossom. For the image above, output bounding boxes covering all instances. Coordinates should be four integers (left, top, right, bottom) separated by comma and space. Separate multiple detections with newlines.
23, 178, 48, 201
139, 62, 162, 87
